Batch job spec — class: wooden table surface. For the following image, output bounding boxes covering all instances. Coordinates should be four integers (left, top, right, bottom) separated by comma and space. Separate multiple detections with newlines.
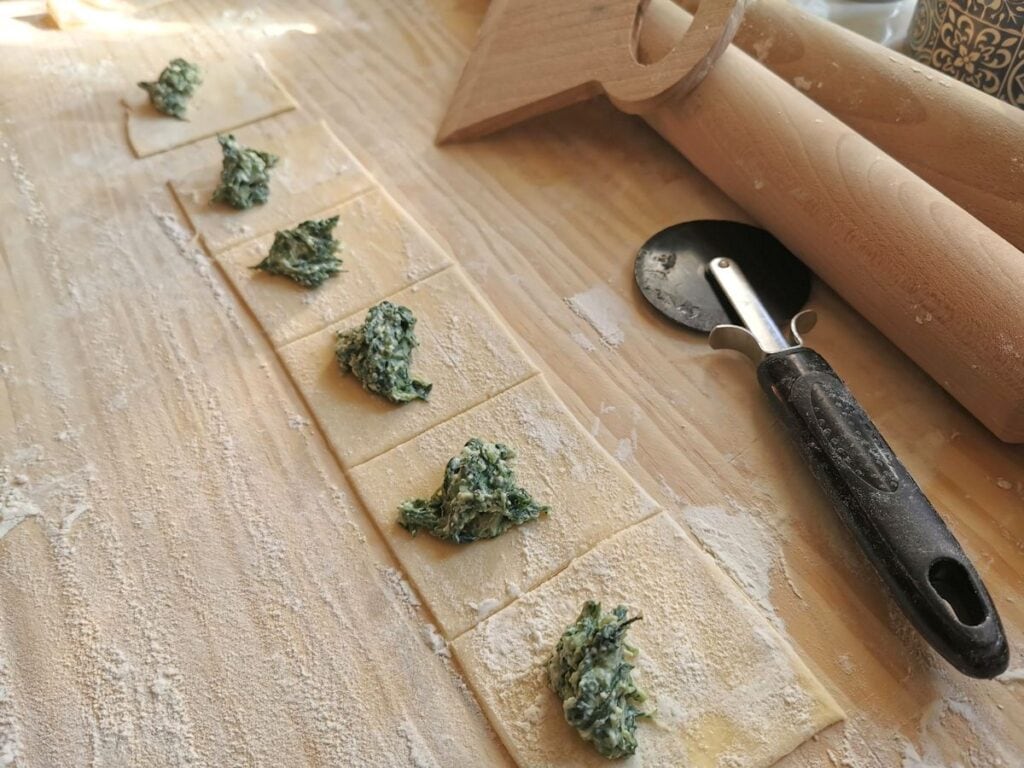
1, 0, 1021, 765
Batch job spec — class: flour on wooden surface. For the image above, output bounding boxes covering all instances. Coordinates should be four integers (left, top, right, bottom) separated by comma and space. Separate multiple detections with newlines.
396, 720, 441, 768
0, 655, 22, 767
0, 470, 40, 540
900, 697, 1018, 768
998, 667, 1024, 683
380, 565, 422, 609
287, 413, 310, 430
836, 653, 855, 675
149, 202, 242, 330
569, 330, 596, 352
380, 565, 452, 659
1, 127, 76, 304
0, 132, 46, 229
422, 623, 450, 659
751, 36, 776, 62
565, 285, 626, 347
613, 428, 637, 464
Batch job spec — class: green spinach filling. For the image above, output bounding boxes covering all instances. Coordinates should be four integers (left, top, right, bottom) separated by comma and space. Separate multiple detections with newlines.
398, 438, 548, 543
547, 601, 649, 759
254, 216, 342, 287
212, 134, 279, 210
138, 58, 201, 119
335, 301, 431, 403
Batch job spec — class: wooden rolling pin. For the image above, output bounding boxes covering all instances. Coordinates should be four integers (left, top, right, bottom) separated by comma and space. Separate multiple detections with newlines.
637, 0, 1024, 442
677, 0, 1024, 252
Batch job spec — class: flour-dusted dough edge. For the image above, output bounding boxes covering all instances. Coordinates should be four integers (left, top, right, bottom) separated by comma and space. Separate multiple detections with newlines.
348, 375, 661, 638
126, 54, 297, 158
215, 187, 452, 348
453, 512, 844, 768
170, 118, 373, 253
279, 267, 538, 469
49, 0, 173, 29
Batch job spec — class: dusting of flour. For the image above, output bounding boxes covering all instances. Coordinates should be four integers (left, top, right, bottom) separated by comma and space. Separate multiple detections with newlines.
998, 667, 1024, 684
565, 285, 627, 347
0, 470, 40, 541
674, 501, 789, 631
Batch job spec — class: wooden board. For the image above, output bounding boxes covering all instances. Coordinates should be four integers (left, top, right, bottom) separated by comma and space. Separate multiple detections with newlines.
0, 0, 1022, 765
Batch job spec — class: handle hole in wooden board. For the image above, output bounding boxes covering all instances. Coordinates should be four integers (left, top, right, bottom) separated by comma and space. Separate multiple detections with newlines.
928, 558, 987, 627
632, 0, 683, 64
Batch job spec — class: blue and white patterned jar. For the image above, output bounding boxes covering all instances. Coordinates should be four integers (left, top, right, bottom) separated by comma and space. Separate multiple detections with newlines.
909, 0, 1024, 107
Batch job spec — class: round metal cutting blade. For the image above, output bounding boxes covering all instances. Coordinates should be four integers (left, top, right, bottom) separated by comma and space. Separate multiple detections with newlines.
634, 220, 812, 334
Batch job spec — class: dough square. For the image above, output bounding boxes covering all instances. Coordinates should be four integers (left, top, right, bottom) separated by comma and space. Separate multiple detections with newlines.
125, 55, 297, 158
170, 119, 373, 254
279, 267, 537, 469
348, 375, 661, 638
453, 512, 844, 768
214, 188, 453, 347
49, 0, 173, 30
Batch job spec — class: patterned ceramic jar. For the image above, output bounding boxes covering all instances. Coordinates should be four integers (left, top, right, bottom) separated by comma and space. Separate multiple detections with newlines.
909, 0, 1024, 107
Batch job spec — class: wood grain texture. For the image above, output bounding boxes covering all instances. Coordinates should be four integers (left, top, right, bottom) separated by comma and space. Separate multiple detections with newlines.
1, 0, 1023, 765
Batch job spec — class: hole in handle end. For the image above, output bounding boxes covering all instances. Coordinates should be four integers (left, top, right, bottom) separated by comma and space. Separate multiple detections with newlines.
929, 558, 987, 627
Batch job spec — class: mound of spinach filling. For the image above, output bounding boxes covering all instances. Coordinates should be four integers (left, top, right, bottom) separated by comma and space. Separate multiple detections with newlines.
212, 134, 278, 210
398, 438, 548, 543
138, 58, 201, 119
335, 301, 431, 403
547, 601, 649, 759
254, 216, 342, 288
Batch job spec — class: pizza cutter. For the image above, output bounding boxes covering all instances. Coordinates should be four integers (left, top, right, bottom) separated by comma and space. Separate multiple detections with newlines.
635, 220, 1008, 679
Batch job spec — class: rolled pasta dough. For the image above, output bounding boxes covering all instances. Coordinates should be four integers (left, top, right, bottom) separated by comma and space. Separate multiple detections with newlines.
279, 267, 537, 469
349, 375, 660, 637
453, 512, 844, 767
215, 188, 451, 347
126, 55, 296, 158
170, 118, 372, 253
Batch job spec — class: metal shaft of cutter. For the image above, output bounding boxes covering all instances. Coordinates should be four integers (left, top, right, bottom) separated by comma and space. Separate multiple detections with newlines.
707, 258, 790, 353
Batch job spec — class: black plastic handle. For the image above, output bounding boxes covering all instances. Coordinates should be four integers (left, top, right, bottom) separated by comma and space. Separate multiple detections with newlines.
757, 347, 1008, 678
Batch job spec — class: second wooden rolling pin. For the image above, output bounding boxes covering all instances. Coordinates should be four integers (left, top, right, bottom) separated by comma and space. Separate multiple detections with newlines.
638, 0, 1024, 442
677, 0, 1024, 252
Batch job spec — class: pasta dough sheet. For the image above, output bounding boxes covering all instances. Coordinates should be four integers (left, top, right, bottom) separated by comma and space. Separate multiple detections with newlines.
170, 119, 372, 253
279, 267, 537, 468
348, 375, 660, 638
454, 512, 844, 768
125, 55, 296, 158
48, 0, 173, 29
215, 188, 452, 347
